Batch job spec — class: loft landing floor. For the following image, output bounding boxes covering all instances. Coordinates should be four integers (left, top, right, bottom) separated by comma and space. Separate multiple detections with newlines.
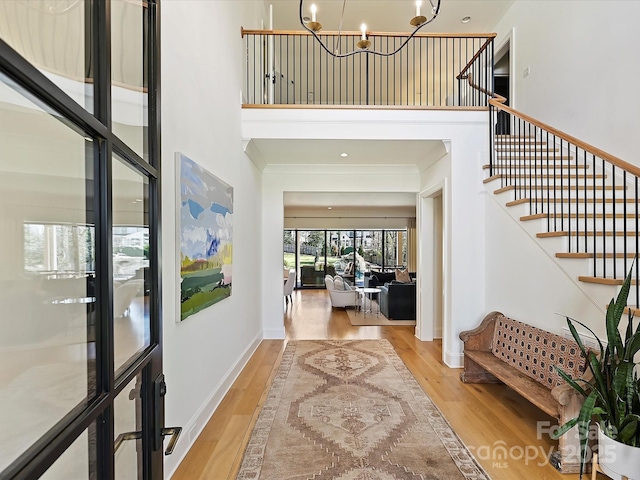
172, 289, 601, 480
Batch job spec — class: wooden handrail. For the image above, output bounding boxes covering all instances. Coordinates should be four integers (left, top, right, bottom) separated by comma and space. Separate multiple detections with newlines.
241, 27, 496, 40
456, 37, 495, 80
463, 74, 640, 178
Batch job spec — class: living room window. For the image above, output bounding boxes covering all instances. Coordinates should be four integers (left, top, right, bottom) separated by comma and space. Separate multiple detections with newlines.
283, 228, 408, 289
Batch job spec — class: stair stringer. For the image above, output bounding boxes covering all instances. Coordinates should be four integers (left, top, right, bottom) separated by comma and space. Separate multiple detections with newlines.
484, 177, 612, 338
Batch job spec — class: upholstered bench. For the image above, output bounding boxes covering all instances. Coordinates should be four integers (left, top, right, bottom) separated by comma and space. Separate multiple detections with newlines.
459, 311, 588, 474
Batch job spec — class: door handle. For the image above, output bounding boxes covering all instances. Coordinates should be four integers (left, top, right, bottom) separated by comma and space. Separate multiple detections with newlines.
161, 427, 182, 455
114, 431, 142, 452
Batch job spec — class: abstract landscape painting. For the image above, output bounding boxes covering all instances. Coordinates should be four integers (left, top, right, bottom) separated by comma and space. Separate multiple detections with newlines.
178, 153, 233, 321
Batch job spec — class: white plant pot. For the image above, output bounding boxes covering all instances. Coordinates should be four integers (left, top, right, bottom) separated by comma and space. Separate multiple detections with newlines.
598, 425, 640, 480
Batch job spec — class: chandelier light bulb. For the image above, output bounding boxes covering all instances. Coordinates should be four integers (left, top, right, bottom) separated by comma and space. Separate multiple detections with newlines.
310, 3, 316, 22
416, 1, 422, 17
361, 23, 367, 40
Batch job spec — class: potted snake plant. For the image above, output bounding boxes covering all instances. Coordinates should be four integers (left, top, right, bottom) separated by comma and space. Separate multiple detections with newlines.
552, 265, 640, 478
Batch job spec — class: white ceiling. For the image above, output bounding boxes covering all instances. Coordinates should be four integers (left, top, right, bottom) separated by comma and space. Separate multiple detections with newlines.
248, 138, 445, 171
268, 0, 514, 34
285, 191, 417, 208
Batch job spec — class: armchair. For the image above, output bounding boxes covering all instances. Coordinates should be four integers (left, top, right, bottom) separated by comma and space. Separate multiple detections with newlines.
325, 276, 359, 309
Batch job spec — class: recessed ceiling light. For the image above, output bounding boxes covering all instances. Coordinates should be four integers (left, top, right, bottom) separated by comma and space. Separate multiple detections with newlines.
327, 207, 333, 210
340, 152, 348, 157
461, 16, 471, 24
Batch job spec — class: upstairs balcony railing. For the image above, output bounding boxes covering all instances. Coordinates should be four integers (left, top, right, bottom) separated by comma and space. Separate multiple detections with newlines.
242, 28, 495, 107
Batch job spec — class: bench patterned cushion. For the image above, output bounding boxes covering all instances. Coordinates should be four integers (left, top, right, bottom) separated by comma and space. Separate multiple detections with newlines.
491, 315, 587, 389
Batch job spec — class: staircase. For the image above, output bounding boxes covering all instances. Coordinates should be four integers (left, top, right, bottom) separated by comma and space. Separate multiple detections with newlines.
484, 132, 640, 313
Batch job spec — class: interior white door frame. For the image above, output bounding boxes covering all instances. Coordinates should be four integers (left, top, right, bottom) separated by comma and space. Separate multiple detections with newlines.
416, 179, 448, 353
495, 28, 515, 109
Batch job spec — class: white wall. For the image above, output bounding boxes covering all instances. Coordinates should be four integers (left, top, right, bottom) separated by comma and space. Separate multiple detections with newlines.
493, 0, 640, 163
484, 191, 606, 339
161, 1, 265, 477
417, 122, 488, 366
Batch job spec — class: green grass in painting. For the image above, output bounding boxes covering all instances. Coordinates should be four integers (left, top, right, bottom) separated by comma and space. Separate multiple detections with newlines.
180, 268, 230, 320
181, 285, 231, 320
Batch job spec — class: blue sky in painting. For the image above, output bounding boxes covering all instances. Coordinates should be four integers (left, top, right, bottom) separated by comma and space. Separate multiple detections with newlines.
179, 153, 233, 261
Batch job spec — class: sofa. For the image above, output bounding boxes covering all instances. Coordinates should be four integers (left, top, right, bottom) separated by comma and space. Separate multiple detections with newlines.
379, 281, 416, 320
364, 272, 396, 288
365, 271, 416, 288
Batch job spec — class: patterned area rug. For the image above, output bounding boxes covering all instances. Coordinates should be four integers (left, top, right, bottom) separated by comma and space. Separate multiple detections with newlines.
237, 340, 489, 479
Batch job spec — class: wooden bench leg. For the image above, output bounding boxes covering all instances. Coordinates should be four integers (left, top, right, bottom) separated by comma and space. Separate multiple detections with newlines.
550, 394, 583, 474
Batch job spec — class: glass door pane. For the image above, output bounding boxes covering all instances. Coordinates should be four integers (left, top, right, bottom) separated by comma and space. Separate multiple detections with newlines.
112, 0, 149, 161
114, 375, 143, 480
0, 0, 93, 111
112, 156, 150, 374
298, 230, 324, 287
41, 427, 94, 479
330, 230, 355, 283
283, 229, 295, 283
0, 71, 95, 471
384, 231, 399, 269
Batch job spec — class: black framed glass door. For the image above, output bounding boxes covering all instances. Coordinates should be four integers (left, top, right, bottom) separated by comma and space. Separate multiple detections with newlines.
0, 1, 165, 478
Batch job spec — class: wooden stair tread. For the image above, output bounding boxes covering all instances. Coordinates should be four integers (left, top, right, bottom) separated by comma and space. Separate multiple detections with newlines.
537, 230, 639, 238
489, 173, 605, 179
556, 252, 637, 259
496, 185, 624, 194
506, 197, 637, 206
493, 155, 574, 160
483, 163, 586, 170
521, 212, 635, 221
578, 276, 640, 286
623, 306, 640, 315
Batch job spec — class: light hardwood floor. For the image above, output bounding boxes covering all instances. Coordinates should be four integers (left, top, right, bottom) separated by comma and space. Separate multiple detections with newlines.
172, 290, 603, 479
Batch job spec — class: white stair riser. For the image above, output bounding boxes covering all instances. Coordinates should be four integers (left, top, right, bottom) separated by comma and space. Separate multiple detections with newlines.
530, 218, 639, 232
518, 203, 638, 216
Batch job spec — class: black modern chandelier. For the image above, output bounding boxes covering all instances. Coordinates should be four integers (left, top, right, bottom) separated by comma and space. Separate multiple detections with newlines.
299, 0, 442, 58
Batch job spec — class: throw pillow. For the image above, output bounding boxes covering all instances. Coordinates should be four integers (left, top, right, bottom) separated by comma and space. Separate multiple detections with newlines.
344, 283, 353, 291
395, 269, 411, 283
334, 277, 345, 290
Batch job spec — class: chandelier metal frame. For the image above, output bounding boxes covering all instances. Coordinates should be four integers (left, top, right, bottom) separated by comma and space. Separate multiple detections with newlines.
299, 0, 442, 58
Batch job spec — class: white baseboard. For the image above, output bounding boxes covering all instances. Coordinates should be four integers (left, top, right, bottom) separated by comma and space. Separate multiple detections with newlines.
165, 332, 263, 478
444, 350, 464, 368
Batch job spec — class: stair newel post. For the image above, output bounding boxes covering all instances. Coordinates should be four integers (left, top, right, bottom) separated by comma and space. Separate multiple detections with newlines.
552, 133, 558, 232
623, 170, 628, 277
612, 165, 618, 279
633, 175, 640, 308
553, 138, 571, 234
541, 131, 556, 232
489, 103, 494, 177
575, 143, 581, 253
592, 153, 598, 278
602, 158, 607, 278
582, 149, 588, 256
567, 140, 573, 253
